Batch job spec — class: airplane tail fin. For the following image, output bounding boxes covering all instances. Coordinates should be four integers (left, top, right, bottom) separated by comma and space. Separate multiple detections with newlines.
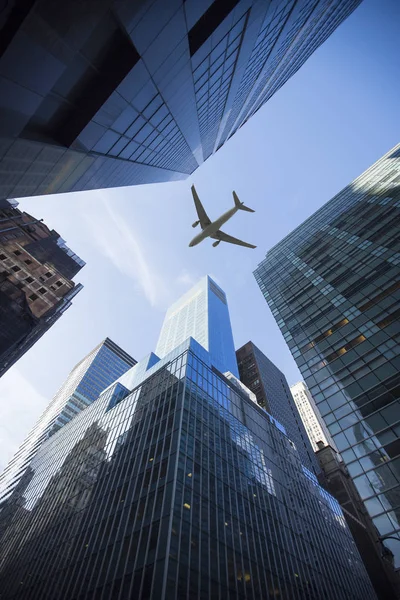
233, 191, 255, 213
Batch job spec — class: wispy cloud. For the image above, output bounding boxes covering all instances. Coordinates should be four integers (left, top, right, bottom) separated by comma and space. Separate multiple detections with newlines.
175, 268, 199, 288
0, 369, 48, 472
83, 193, 169, 308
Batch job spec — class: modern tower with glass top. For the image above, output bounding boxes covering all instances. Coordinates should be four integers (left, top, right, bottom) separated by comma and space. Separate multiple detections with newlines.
0, 338, 136, 505
156, 275, 239, 377
254, 144, 400, 568
0, 277, 376, 599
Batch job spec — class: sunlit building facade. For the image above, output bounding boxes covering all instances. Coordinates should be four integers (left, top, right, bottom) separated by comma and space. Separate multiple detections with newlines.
0, 338, 375, 600
0, 338, 136, 505
156, 275, 239, 377
291, 381, 337, 452
0, 0, 361, 200
254, 144, 400, 567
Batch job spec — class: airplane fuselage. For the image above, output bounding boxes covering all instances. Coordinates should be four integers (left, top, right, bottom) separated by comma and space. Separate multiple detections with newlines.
189, 206, 238, 247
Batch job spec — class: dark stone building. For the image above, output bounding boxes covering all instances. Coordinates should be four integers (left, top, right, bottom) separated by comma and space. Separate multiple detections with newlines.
0, 198, 84, 376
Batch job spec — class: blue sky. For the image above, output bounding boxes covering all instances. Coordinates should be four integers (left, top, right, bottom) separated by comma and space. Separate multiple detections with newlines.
0, 0, 399, 470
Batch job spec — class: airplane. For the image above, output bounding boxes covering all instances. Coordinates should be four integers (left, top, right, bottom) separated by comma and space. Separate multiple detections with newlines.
189, 185, 256, 249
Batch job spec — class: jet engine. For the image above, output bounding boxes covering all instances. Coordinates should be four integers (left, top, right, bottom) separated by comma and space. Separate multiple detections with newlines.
212, 240, 220, 247
192, 220, 200, 228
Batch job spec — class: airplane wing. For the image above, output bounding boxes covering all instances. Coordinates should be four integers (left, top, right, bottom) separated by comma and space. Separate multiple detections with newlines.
191, 185, 211, 229
214, 230, 256, 248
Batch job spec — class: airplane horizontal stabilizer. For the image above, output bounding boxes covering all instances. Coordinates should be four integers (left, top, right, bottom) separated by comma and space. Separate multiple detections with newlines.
233, 191, 255, 212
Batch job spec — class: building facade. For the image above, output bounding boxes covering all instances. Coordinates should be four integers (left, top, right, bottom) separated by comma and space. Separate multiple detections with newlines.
291, 380, 336, 452
315, 442, 400, 600
0, 337, 375, 600
156, 275, 239, 377
0, 0, 361, 200
254, 144, 400, 566
236, 341, 320, 474
0, 338, 136, 505
0, 198, 84, 377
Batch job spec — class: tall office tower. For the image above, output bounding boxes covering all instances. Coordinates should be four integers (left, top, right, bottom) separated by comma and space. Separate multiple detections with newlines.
0, 198, 84, 377
236, 341, 320, 475
156, 275, 239, 377
291, 380, 337, 451
0, 0, 362, 200
254, 144, 400, 567
0, 336, 376, 600
0, 338, 136, 505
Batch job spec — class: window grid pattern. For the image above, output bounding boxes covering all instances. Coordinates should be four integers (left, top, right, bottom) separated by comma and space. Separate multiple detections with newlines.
242, 0, 361, 126
87, 90, 198, 175
0, 348, 374, 599
0, 0, 362, 199
254, 143, 400, 566
290, 381, 336, 452
237, 343, 319, 474
192, 10, 248, 160
156, 276, 239, 378
220, 0, 360, 145
0, 340, 136, 505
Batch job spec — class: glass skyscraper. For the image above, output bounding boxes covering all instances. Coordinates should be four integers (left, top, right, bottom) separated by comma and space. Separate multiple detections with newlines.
0, 335, 375, 599
254, 144, 400, 566
0, 338, 136, 505
0, 0, 361, 200
156, 275, 239, 377
236, 342, 320, 474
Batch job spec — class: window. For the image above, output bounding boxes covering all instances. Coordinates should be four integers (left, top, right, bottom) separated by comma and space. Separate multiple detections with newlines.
25, 276, 34, 284
55, 280, 63, 288
22, 14, 140, 147
188, 0, 241, 56
38, 287, 47, 295
24, 259, 32, 265
45, 271, 52, 278
13, 250, 21, 256
0, 254, 6, 260
11, 265, 21, 272
29, 293, 38, 301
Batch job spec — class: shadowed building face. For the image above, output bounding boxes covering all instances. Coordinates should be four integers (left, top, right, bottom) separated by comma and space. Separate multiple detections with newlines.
0, 338, 376, 599
0, 0, 361, 200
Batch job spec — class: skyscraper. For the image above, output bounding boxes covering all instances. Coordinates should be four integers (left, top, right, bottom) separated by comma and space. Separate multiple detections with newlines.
0, 340, 375, 599
0, 0, 361, 200
291, 381, 337, 452
254, 143, 400, 566
0, 338, 136, 505
156, 275, 239, 377
0, 198, 84, 377
236, 341, 320, 474
315, 442, 400, 600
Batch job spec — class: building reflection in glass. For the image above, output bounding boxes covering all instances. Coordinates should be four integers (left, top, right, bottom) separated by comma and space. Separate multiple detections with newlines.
255, 145, 400, 566
0, 339, 375, 599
